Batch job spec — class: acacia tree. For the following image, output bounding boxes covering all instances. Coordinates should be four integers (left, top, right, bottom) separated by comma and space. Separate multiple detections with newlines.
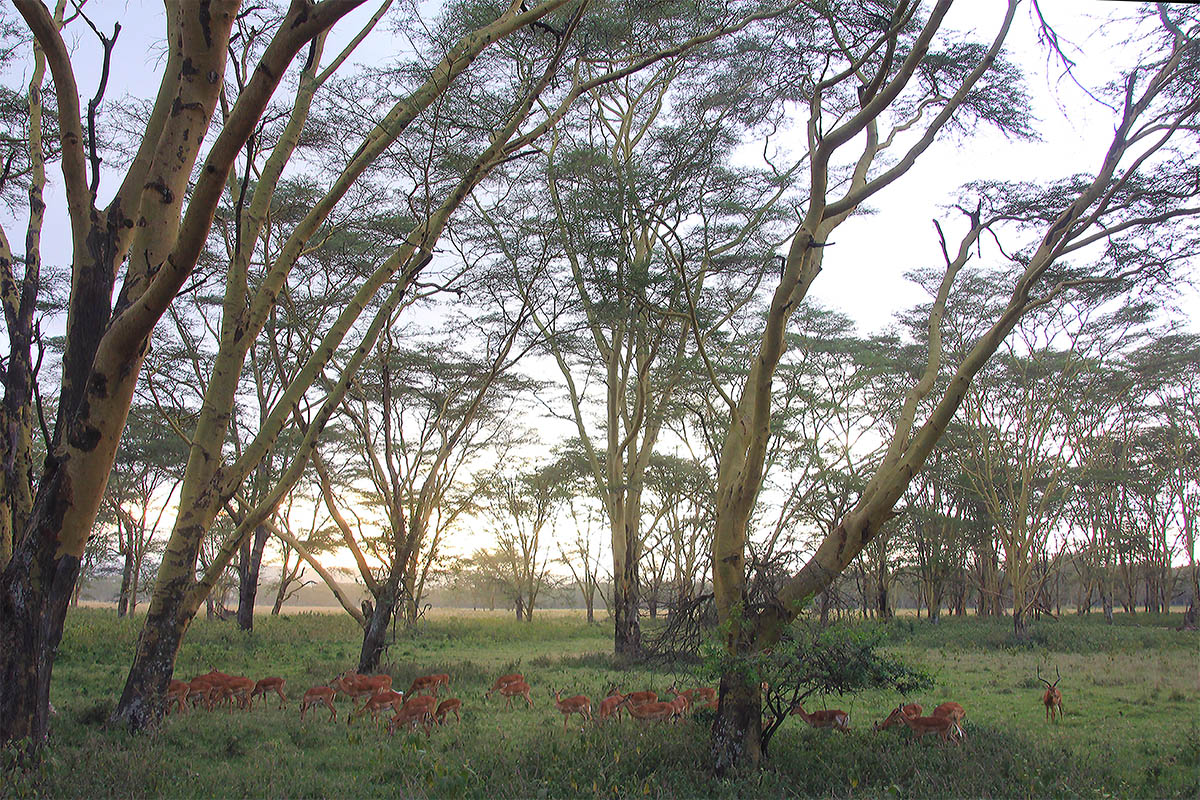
480, 463, 566, 620
704, 1, 1200, 772
476, 0, 797, 654
0, 0, 365, 746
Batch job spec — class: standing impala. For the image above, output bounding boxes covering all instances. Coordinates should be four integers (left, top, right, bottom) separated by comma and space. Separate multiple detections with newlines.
1038, 666, 1064, 722
595, 688, 625, 723
299, 686, 337, 722
790, 701, 850, 732
895, 707, 965, 744
551, 689, 592, 730
498, 680, 533, 710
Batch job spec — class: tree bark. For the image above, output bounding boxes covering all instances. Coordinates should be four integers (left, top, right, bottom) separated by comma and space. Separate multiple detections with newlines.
709, 672, 763, 776
357, 568, 401, 673
235, 525, 270, 631
117, 548, 134, 617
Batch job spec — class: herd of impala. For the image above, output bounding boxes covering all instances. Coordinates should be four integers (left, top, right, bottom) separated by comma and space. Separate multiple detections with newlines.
162, 666, 1063, 744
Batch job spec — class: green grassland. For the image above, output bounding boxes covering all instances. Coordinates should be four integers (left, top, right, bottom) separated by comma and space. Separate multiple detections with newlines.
5, 609, 1197, 798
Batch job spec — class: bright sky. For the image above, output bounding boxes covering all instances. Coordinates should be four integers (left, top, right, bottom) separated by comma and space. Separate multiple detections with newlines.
3, 2, 1195, 580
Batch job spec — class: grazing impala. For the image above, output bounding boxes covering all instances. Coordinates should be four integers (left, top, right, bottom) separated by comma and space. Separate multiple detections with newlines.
388, 695, 437, 736
619, 696, 678, 724
435, 698, 462, 725
896, 708, 965, 743
931, 701, 966, 723
407, 673, 450, 699
551, 689, 592, 730
333, 672, 393, 702
485, 673, 524, 700
498, 680, 533, 709
691, 687, 718, 710
167, 680, 191, 715
873, 703, 922, 731
790, 701, 850, 732
300, 686, 338, 722
351, 689, 405, 723
595, 688, 626, 724
1038, 666, 1064, 722
620, 688, 658, 707
250, 677, 287, 709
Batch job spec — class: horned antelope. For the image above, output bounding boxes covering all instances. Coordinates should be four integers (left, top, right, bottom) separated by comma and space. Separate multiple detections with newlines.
1037, 665, 1064, 722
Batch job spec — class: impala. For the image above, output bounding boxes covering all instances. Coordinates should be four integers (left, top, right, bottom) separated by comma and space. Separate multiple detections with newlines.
691, 686, 718, 710
896, 708, 965, 744
498, 680, 533, 709
227, 675, 257, 711
931, 701, 966, 723
388, 695, 436, 736
551, 689, 592, 730
351, 689, 405, 723
166, 680, 191, 715
407, 673, 450, 699
873, 703, 922, 731
595, 688, 625, 724
300, 686, 338, 722
250, 677, 287, 709
332, 672, 393, 702
1038, 666, 1064, 722
790, 701, 850, 732
620, 688, 657, 707
665, 686, 694, 715
435, 698, 462, 725
619, 696, 677, 723
485, 673, 524, 700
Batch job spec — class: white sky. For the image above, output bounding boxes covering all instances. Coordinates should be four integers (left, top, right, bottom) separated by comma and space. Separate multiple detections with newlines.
3, 1, 1196, 578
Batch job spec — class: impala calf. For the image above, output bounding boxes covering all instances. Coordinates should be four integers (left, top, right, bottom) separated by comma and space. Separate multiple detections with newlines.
300, 687, 337, 722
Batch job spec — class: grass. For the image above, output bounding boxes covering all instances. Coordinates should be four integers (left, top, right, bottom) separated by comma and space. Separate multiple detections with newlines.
4, 609, 1197, 798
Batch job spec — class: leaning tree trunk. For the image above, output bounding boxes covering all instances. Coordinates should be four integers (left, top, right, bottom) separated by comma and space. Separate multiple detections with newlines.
235, 525, 270, 631
357, 568, 401, 674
